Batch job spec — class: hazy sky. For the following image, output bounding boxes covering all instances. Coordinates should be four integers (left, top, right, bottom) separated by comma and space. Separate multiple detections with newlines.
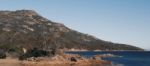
0, 0, 150, 50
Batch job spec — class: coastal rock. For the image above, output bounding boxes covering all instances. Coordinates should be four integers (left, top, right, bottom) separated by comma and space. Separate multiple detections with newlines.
70, 57, 77, 62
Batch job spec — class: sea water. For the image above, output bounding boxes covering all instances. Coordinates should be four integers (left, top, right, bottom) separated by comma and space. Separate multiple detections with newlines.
66, 51, 150, 66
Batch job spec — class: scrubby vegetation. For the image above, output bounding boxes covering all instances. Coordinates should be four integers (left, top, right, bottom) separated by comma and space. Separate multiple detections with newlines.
19, 48, 54, 60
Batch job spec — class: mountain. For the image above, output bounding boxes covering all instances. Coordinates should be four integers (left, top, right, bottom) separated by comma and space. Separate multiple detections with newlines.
0, 10, 143, 52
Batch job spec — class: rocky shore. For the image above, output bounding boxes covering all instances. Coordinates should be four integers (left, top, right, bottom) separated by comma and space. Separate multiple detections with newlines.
0, 47, 112, 66
0, 53, 112, 66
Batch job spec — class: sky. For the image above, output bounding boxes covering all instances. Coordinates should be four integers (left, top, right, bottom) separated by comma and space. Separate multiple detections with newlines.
0, 0, 150, 50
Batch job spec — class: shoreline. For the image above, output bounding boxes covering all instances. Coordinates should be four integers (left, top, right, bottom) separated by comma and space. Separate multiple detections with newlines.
65, 49, 145, 52
0, 54, 112, 66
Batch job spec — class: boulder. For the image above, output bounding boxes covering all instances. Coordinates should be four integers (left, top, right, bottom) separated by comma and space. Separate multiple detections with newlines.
70, 57, 77, 62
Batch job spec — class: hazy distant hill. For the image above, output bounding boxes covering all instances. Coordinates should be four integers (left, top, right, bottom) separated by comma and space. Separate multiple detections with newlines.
0, 10, 143, 52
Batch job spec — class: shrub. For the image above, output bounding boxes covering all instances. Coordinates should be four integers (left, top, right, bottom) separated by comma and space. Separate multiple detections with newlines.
0, 49, 6, 59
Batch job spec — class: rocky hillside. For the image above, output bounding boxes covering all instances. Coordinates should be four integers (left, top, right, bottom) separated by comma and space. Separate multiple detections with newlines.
0, 10, 143, 52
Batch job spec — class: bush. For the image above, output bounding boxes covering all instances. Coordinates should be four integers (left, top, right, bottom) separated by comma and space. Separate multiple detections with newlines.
19, 48, 50, 60
0, 49, 6, 59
